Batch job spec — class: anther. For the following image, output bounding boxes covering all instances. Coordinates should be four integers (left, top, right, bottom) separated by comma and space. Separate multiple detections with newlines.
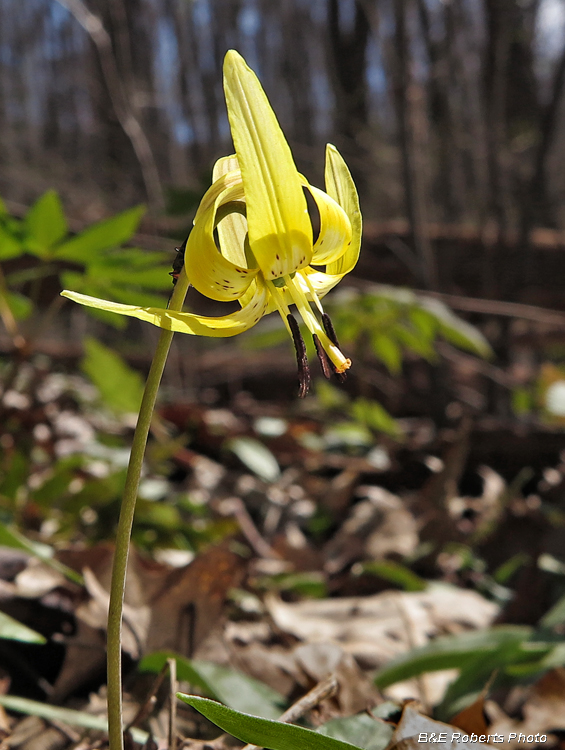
287, 314, 311, 398
321, 312, 340, 347
313, 335, 332, 379
321, 313, 347, 383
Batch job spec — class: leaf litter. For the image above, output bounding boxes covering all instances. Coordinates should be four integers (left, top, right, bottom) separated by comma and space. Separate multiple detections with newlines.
1, 358, 565, 749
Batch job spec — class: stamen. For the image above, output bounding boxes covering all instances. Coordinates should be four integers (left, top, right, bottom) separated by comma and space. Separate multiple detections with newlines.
287, 313, 311, 398
321, 313, 347, 383
285, 274, 350, 373
322, 312, 340, 346
313, 335, 332, 379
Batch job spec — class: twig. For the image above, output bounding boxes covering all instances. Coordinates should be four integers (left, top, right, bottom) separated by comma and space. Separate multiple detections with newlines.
222, 497, 282, 560
125, 662, 169, 732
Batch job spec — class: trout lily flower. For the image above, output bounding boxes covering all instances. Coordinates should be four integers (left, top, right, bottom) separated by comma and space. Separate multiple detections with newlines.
62, 51, 361, 396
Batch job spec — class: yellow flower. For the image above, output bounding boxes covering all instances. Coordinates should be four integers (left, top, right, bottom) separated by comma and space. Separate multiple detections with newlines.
62, 51, 361, 396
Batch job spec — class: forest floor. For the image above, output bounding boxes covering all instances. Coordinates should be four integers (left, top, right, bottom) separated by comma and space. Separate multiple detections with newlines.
1, 303, 565, 750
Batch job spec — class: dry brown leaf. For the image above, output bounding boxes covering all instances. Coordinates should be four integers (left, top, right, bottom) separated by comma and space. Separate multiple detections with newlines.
51, 542, 245, 700
389, 705, 496, 750
487, 668, 565, 748
266, 586, 498, 668
450, 694, 490, 735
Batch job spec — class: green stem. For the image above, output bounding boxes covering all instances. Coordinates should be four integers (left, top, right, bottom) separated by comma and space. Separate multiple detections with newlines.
107, 271, 189, 750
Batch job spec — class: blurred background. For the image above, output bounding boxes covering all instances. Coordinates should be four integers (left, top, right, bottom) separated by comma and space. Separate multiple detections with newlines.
3, 0, 565, 297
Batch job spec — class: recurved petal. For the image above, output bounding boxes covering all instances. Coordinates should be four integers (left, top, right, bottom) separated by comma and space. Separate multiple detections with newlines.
323, 144, 362, 277
193, 167, 243, 226
61, 284, 270, 338
185, 180, 257, 302
306, 184, 352, 265
223, 50, 312, 279
212, 156, 248, 269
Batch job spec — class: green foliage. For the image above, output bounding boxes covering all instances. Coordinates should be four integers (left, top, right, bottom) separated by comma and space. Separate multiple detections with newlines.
0, 521, 83, 585
177, 696, 366, 750
326, 285, 492, 372
140, 653, 285, 719
374, 623, 565, 721
226, 437, 281, 482
0, 611, 46, 644
358, 560, 427, 591
0, 695, 148, 744
317, 713, 393, 750
81, 337, 144, 414
314, 381, 400, 441
0, 190, 172, 328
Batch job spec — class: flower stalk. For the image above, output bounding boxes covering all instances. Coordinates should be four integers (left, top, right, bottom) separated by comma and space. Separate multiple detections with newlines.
106, 269, 189, 750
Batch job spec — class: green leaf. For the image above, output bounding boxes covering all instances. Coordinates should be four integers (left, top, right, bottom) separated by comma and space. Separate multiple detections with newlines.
192, 661, 285, 719
317, 713, 393, 750
315, 380, 350, 410
0, 695, 148, 744
374, 625, 533, 689
86, 258, 172, 290
177, 696, 364, 750
371, 333, 402, 374
421, 298, 492, 357
81, 337, 144, 414
360, 560, 427, 592
392, 323, 436, 360
539, 592, 565, 629
0, 522, 83, 585
5, 291, 32, 320
256, 571, 327, 599
435, 638, 552, 720
140, 654, 285, 719
139, 652, 217, 693
350, 398, 399, 437
25, 190, 68, 255
226, 437, 280, 482
0, 611, 46, 643
53, 205, 145, 262
0, 223, 23, 260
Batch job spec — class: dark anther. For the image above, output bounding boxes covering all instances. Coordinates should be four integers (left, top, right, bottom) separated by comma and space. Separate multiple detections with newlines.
287, 313, 311, 398
313, 335, 332, 379
321, 312, 340, 347
321, 313, 347, 382
170, 238, 187, 285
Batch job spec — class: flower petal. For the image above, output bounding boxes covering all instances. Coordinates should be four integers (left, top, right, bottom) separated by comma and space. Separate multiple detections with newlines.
223, 50, 312, 280
185, 178, 257, 302
306, 184, 352, 265
212, 156, 248, 269
324, 144, 362, 277
61, 285, 270, 338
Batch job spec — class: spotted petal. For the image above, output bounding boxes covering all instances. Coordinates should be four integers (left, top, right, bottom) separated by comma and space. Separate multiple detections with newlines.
61, 285, 269, 338
185, 178, 257, 302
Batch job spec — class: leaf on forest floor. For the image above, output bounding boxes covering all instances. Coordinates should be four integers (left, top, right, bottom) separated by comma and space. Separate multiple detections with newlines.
0, 694, 149, 744
487, 668, 565, 742
389, 705, 496, 749
139, 651, 285, 719
266, 587, 498, 706
177, 695, 365, 750
0, 611, 45, 643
